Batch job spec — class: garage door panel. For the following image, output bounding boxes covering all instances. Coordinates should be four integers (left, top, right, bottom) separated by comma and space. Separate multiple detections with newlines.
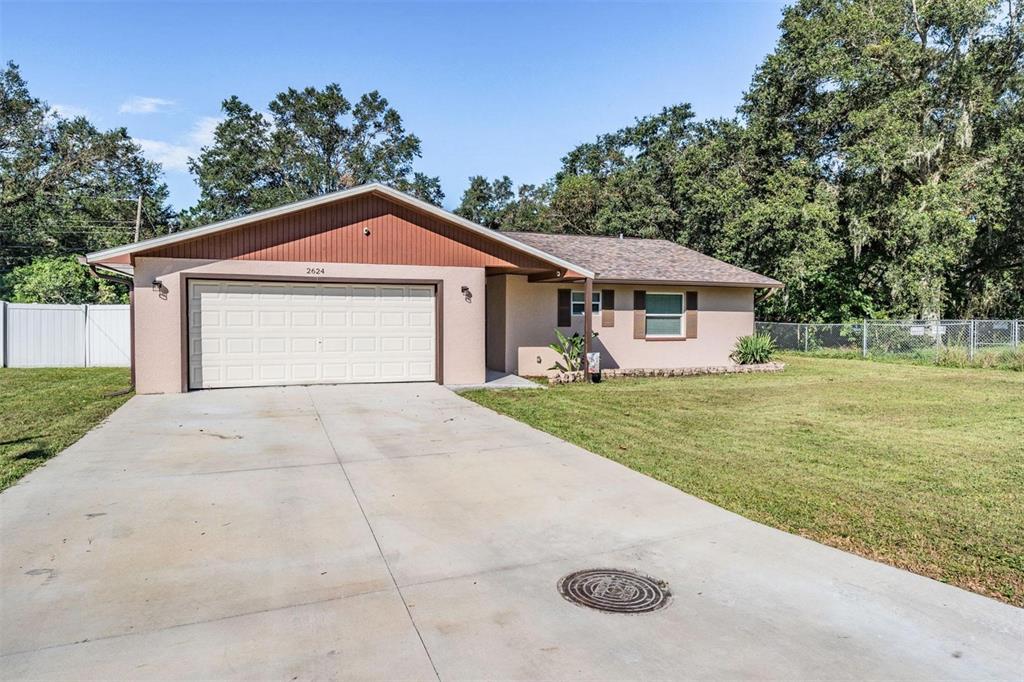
322, 337, 349, 353
409, 361, 433, 379
351, 311, 376, 327
188, 280, 435, 389
380, 337, 405, 352
380, 311, 405, 326
408, 337, 432, 352
322, 364, 350, 380
408, 312, 433, 327
322, 311, 348, 326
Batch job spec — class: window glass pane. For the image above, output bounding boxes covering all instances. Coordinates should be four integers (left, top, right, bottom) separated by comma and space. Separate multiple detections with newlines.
646, 293, 682, 315
646, 316, 682, 336
572, 290, 600, 314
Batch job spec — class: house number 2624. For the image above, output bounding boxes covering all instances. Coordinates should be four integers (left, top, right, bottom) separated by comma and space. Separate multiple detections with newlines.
306, 267, 325, 275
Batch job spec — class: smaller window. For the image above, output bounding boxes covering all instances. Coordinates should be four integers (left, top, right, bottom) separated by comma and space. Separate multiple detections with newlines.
645, 293, 684, 337
571, 291, 601, 316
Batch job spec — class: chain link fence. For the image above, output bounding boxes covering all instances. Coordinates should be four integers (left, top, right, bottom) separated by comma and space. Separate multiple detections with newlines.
756, 319, 1022, 362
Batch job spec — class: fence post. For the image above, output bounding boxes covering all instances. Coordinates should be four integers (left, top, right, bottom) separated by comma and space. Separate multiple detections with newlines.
1014, 320, 1019, 349
968, 319, 976, 361
82, 304, 89, 368
804, 324, 809, 352
862, 319, 868, 357
0, 301, 6, 368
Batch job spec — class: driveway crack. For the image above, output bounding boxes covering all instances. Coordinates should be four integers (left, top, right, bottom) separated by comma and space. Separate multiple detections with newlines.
307, 386, 442, 682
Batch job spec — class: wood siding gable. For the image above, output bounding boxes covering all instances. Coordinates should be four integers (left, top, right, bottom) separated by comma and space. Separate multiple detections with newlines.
139, 193, 553, 270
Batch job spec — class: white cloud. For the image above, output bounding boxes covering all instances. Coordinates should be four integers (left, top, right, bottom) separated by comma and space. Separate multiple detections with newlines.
119, 96, 176, 114
51, 103, 90, 119
136, 138, 191, 172
137, 116, 222, 172
189, 115, 220, 148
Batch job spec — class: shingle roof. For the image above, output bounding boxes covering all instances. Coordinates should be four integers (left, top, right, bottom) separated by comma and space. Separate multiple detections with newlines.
501, 232, 782, 287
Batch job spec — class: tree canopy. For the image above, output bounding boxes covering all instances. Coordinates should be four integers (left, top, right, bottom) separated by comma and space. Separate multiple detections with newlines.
0, 62, 172, 276
184, 85, 443, 225
4, 1, 1022, 319
457, 0, 1023, 320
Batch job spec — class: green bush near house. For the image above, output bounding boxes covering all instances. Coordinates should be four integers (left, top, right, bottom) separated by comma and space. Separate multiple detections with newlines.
1, 256, 127, 304
731, 331, 777, 364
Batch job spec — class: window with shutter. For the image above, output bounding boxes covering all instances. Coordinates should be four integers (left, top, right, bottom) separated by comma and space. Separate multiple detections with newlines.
644, 293, 684, 337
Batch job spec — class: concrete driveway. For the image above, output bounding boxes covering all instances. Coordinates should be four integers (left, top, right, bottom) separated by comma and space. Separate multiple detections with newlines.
1, 384, 1021, 680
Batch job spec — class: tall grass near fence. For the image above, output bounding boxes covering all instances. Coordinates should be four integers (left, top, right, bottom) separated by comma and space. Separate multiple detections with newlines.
757, 320, 1023, 371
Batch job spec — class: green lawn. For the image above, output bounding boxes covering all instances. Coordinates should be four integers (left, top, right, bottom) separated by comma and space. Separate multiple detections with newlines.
464, 355, 1024, 606
0, 368, 132, 491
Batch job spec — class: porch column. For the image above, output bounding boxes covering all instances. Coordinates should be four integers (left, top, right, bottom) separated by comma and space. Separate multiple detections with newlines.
583, 277, 593, 379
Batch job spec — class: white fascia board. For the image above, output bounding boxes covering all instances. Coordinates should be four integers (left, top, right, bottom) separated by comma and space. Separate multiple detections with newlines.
85, 183, 595, 278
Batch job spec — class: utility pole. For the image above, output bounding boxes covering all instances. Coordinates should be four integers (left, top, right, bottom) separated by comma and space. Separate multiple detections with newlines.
134, 195, 143, 242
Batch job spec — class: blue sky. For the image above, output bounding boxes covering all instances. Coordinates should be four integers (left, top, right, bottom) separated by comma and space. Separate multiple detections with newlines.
1, 1, 786, 211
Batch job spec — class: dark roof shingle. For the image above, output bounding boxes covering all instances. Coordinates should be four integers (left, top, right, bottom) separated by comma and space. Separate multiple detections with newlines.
501, 232, 781, 287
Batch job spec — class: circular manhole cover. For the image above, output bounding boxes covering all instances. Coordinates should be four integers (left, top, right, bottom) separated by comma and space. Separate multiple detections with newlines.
558, 568, 671, 614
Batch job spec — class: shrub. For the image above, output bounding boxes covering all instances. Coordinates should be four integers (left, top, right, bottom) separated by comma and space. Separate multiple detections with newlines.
1, 256, 126, 304
732, 332, 777, 364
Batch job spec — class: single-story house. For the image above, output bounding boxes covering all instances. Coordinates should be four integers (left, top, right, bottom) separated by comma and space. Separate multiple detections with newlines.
85, 183, 781, 393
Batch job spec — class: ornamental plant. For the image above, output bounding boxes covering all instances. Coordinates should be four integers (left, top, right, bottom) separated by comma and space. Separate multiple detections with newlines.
731, 332, 777, 365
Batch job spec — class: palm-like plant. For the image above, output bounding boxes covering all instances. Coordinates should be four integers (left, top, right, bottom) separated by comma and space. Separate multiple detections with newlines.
548, 329, 597, 372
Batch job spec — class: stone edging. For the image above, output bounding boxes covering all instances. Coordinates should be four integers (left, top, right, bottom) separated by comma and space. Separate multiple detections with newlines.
550, 361, 785, 384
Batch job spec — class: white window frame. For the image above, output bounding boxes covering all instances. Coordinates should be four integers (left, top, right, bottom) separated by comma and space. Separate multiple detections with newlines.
571, 290, 602, 316
645, 292, 685, 338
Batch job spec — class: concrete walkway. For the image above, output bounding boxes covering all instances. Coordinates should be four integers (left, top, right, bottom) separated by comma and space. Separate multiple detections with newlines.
1, 384, 1020, 680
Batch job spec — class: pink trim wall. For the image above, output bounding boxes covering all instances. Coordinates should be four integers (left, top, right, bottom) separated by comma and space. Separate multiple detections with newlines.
133, 257, 486, 394
494, 275, 755, 376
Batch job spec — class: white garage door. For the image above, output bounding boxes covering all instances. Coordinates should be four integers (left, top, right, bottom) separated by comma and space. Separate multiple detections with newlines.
188, 280, 436, 389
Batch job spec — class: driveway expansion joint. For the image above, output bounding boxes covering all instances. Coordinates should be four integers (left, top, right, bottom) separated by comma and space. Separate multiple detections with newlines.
0, 584, 398, 659
307, 387, 443, 682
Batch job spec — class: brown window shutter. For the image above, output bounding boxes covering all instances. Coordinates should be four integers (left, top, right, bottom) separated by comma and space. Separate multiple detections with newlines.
557, 289, 571, 327
601, 289, 615, 327
633, 290, 646, 339
685, 291, 698, 338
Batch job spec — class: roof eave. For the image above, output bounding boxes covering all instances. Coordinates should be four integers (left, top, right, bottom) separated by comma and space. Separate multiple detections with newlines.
594, 278, 784, 289
84, 183, 595, 279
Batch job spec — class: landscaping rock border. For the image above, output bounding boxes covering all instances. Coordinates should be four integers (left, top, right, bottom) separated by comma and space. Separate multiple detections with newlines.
550, 362, 785, 384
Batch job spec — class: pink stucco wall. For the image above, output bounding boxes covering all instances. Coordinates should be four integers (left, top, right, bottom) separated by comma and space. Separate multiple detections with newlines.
495, 275, 755, 376
132, 257, 486, 394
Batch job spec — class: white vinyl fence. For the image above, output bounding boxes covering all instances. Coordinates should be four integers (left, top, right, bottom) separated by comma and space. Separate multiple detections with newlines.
0, 301, 130, 368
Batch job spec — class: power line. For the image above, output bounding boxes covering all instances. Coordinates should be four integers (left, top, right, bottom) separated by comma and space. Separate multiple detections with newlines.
0, 221, 138, 227
17, 192, 147, 201
0, 223, 137, 230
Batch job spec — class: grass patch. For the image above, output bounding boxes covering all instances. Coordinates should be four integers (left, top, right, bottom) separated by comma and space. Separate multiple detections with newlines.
464, 355, 1024, 606
796, 346, 1024, 371
0, 368, 132, 491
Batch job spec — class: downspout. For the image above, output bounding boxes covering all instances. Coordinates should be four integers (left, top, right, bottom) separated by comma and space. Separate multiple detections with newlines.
88, 263, 136, 395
